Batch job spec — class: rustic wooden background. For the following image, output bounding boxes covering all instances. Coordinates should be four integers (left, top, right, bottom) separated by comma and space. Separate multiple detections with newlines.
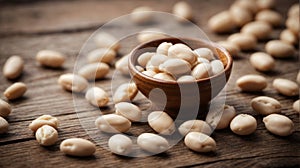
0, 0, 299, 167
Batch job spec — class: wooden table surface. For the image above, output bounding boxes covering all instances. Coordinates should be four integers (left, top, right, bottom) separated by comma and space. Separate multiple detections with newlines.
0, 0, 299, 167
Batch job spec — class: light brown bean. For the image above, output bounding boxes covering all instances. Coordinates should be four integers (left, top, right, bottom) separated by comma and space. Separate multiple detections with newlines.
115, 54, 129, 75
293, 100, 300, 113
3, 55, 24, 79
249, 52, 275, 71
297, 71, 300, 84
0, 99, 11, 118
255, 9, 282, 26
95, 114, 131, 133
263, 114, 294, 136
229, 5, 253, 27
228, 33, 257, 50
172, 1, 193, 22
265, 40, 295, 58
230, 114, 257, 135
241, 21, 272, 40
251, 96, 281, 115
280, 29, 298, 45
184, 132, 216, 152
78, 62, 110, 80
4, 82, 27, 100
60, 138, 96, 157
233, 0, 258, 14
137, 28, 166, 43
286, 17, 299, 36
57, 73, 88, 93
236, 74, 267, 92
130, 6, 153, 24
29, 115, 59, 132
0, 116, 9, 134
256, 0, 275, 10
148, 111, 175, 135
85, 87, 109, 107
273, 78, 299, 96
208, 11, 236, 33
94, 32, 120, 51
217, 41, 240, 56
87, 48, 116, 64
36, 50, 65, 68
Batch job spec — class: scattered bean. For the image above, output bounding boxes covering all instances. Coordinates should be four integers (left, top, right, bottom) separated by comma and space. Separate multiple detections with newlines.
113, 83, 138, 103
184, 132, 216, 152
0, 116, 9, 134
137, 133, 169, 154
208, 11, 236, 33
3, 55, 24, 79
58, 73, 88, 93
286, 16, 299, 36
29, 115, 59, 132
85, 87, 109, 107
251, 96, 281, 115
236, 74, 267, 92
60, 138, 96, 157
255, 9, 282, 26
241, 21, 272, 40
229, 5, 253, 27
131, 6, 153, 24
288, 3, 299, 18
178, 120, 212, 136
115, 102, 142, 122
137, 28, 166, 43
0, 99, 11, 118
94, 32, 120, 51
249, 52, 275, 71
173, 1, 193, 22
265, 40, 295, 58
115, 54, 129, 75
233, 0, 258, 14
35, 125, 58, 146
293, 100, 300, 113
263, 114, 294, 136
4, 82, 27, 100
280, 29, 298, 45
273, 78, 299, 96
148, 111, 175, 135
230, 114, 257, 135
108, 134, 133, 155
78, 62, 110, 80
95, 114, 131, 133
215, 105, 236, 130
256, 0, 275, 10
36, 50, 65, 68
228, 33, 257, 50
87, 48, 116, 64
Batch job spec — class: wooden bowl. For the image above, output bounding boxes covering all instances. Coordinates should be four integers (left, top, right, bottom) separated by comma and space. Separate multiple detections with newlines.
128, 38, 233, 119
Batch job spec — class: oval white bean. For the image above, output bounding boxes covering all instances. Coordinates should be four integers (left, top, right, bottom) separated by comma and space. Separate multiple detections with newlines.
263, 114, 294, 136
210, 60, 224, 75
229, 5, 253, 27
177, 75, 196, 82
255, 9, 282, 26
137, 28, 166, 43
173, 1, 193, 22
280, 29, 298, 45
87, 48, 116, 64
178, 120, 212, 136
137, 52, 155, 67
249, 52, 275, 71
60, 138, 96, 157
148, 111, 175, 135
95, 114, 131, 133
156, 42, 172, 55
168, 43, 197, 65
35, 125, 58, 146
236, 74, 267, 92
228, 33, 257, 50
78, 62, 110, 80
159, 58, 191, 77
208, 11, 236, 33
58, 73, 88, 93
130, 6, 153, 24
113, 83, 138, 103
3, 55, 24, 79
265, 40, 295, 58
94, 32, 120, 51
215, 105, 236, 130
191, 63, 212, 80
153, 73, 175, 82
29, 115, 59, 132
184, 132, 216, 152
0, 99, 11, 118
36, 50, 65, 68
272, 78, 299, 96
108, 134, 133, 155
251, 96, 281, 115
115, 54, 129, 75
137, 133, 169, 154
115, 102, 142, 122
85, 87, 109, 107
241, 21, 272, 40
4, 82, 27, 100
217, 41, 240, 56
230, 114, 257, 135
193, 48, 214, 61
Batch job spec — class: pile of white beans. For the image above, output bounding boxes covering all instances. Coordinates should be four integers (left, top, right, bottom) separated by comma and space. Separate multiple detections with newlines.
1, 0, 299, 158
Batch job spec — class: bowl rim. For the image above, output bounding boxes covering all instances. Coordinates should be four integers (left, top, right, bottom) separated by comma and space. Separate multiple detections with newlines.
128, 37, 233, 85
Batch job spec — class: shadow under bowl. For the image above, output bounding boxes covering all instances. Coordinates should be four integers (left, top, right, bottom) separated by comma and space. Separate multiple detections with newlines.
128, 37, 233, 120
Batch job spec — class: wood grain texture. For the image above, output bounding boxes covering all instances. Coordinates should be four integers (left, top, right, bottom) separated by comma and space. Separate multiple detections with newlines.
0, 0, 299, 167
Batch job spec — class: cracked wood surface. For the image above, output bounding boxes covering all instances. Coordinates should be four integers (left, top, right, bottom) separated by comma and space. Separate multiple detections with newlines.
0, 0, 299, 167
